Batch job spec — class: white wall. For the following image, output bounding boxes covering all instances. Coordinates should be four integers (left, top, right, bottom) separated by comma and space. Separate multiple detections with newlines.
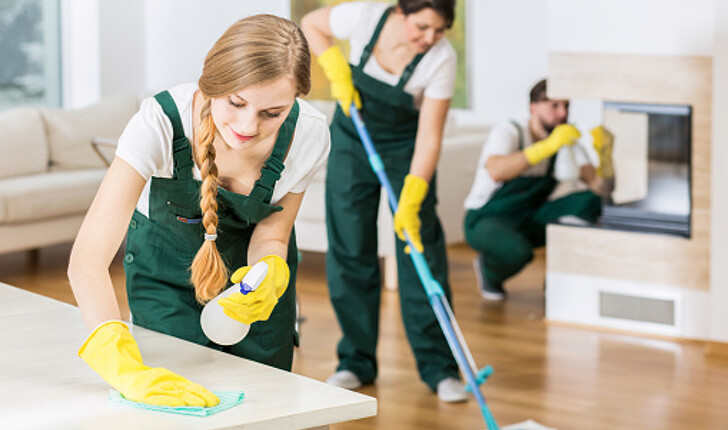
548, 0, 713, 56
456, 0, 547, 125
98, 0, 146, 100
143, 0, 290, 93
61, 0, 99, 109
62, 0, 290, 107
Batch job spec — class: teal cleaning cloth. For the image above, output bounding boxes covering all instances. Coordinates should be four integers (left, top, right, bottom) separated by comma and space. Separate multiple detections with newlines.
108, 390, 245, 416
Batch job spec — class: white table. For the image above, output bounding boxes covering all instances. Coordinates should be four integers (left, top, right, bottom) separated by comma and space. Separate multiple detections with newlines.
0, 283, 376, 429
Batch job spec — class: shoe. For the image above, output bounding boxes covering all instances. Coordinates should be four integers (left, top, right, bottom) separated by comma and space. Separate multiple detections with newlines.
472, 255, 506, 301
326, 370, 362, 390
437, 377, 468, 403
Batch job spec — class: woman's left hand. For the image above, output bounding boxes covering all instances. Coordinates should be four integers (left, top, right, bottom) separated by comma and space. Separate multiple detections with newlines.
218, 255, 290, 325
394, 174, 429, 254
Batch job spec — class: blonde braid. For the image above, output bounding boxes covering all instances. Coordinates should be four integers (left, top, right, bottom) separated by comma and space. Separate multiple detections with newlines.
190, 98, 229, 303
189, 14, 312, 302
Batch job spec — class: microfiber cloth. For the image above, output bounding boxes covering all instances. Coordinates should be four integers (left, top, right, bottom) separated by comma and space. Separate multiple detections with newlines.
108, 390, 245, 416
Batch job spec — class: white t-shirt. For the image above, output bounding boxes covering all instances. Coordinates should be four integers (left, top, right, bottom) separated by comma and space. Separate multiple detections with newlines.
116, 83, 331, 217
463, 120, 591, 210
329, 1, 457, 108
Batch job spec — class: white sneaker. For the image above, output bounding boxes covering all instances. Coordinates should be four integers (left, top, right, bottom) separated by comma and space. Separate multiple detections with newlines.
473, 256, 505, 301
326, 370, 362, 390
437, 377, 468, 403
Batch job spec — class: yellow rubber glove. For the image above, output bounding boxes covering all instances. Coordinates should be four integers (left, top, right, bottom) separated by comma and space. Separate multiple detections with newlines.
218, 255, 289, 325
523, 124, 581, 165
394, 174, 428, 254
317, 45, 361, 116
591, 125, 615, 179
79, 321, 219, 407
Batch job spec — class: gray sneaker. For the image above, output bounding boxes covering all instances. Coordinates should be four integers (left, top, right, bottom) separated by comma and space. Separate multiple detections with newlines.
473, 255, 506, 301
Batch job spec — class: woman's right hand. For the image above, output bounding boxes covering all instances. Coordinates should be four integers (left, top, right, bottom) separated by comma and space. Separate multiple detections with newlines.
317, 45, 362, 116
218, 255, 290, 325
79, 321, 219, 407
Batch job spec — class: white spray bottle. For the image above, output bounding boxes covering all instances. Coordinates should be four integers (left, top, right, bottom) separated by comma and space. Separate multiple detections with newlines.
200, 261, 269, 345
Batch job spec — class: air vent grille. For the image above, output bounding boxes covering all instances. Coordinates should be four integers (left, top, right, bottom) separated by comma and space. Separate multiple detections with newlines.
599, 292, 675, 326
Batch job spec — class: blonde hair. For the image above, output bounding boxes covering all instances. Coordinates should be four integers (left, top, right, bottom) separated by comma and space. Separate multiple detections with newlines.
191, 14, 310, 303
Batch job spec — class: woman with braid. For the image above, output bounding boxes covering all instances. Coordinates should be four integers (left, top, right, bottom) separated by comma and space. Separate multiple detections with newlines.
67, 15, 330, 407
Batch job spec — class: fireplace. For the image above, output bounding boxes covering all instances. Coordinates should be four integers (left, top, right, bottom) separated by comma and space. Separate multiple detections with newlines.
598, 102, 692, 238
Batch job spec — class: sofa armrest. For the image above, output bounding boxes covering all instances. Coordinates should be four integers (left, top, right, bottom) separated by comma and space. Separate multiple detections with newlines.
91, 137, 118, 167
436, 132, 489, 244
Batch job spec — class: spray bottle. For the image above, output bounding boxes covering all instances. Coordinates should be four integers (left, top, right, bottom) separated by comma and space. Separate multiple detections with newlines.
200, 261, 268, 345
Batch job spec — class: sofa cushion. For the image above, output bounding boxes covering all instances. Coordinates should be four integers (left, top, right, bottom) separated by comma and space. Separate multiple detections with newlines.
0, 169, 106, 223
0, 108, 49, 180
42, 95, 138, 169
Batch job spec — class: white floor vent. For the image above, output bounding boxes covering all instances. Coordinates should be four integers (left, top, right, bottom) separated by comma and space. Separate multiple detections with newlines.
599, 291, 675, 326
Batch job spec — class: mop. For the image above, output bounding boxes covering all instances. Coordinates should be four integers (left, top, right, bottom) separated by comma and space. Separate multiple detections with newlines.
349, 105, 500, 429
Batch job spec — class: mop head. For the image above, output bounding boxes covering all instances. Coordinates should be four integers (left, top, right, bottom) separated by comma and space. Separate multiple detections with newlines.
108, 390, 245, 416
502, 419, 557, 430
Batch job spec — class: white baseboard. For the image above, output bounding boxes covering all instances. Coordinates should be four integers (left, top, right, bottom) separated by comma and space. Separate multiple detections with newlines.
546, 271, 711, 339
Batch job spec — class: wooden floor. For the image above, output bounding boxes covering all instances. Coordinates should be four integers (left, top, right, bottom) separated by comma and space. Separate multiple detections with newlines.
2, 243, 728, 429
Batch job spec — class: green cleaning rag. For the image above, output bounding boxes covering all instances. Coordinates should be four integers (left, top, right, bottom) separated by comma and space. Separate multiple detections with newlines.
108, 390, 245, 417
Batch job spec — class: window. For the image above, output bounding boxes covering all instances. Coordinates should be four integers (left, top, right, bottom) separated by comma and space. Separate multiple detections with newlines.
0, 0, 61, 110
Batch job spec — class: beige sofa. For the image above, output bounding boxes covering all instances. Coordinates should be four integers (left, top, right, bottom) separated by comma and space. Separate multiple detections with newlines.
0, 96, 139, 254
295, 100, 489, 287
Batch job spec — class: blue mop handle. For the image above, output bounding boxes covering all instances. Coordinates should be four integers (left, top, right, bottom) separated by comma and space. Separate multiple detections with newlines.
349, 105, 443, 298
349, 105, 499, 430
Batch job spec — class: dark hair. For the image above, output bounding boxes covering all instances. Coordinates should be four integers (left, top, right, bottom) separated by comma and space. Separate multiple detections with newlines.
398, 0, 456, 28
530, 79, 547, 104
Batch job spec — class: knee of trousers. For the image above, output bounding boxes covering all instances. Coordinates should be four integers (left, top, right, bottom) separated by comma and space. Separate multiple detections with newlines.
465, 219, 530, 259
481, 240, 533, 268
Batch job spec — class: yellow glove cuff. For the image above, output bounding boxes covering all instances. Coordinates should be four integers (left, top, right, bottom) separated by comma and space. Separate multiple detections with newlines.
400, 174, 429, 208
317, 45, 351, 82
260, 255, 289, 299
523, 143, 552, 165
394, 175, 428, 254
78, 320, 130, 358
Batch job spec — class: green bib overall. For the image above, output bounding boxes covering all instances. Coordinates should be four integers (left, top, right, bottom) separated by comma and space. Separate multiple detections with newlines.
325, 7, 458, 390
464, 121, 601, 287
124, 90, 300, 371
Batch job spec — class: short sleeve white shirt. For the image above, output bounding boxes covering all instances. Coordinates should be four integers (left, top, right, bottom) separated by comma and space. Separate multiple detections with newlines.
329, 1, 457, 107
463, 120, 590, 210
116, 83, 331, 217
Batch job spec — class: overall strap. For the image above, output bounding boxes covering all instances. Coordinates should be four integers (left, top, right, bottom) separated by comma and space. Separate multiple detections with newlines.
154, 91, 193, 180
509, 120, 525, 150
396, 53, 425, 89
359, 6, 426, 90
249, 100, 300, 203
510, 119, 557, 176
359, 7, 393, 68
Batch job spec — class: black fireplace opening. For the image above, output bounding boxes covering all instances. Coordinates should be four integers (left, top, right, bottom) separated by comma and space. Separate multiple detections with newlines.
598, 102, 691, 238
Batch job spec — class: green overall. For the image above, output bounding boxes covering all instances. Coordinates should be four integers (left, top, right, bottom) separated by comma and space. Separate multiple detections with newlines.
464, 121, 601, 288
124, 90, 300, 371
325, 7, 459, 391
